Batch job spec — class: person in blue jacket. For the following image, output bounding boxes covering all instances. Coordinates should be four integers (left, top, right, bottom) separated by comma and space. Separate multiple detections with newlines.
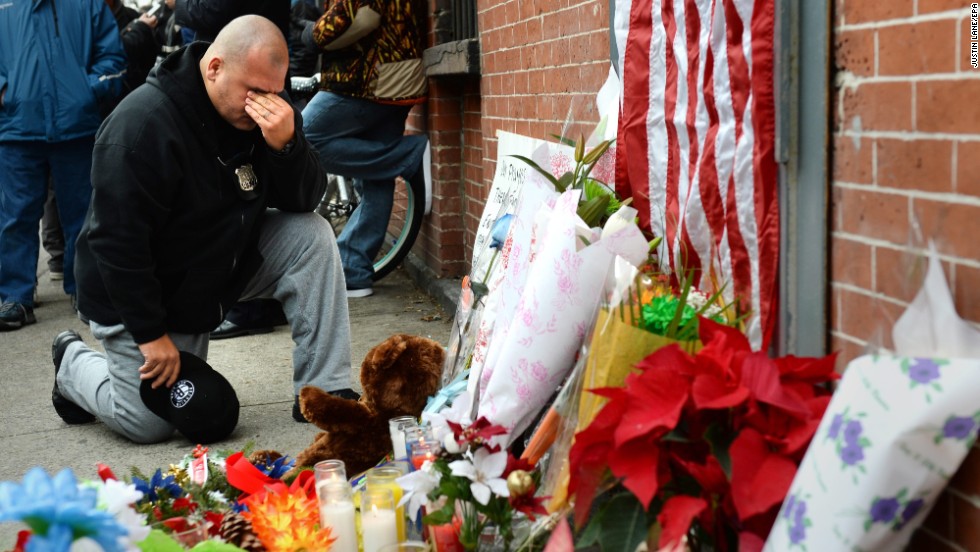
0, 0, 127, 330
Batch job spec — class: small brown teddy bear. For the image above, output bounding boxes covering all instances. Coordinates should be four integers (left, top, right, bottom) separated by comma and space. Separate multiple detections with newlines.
292, 333, 445, 475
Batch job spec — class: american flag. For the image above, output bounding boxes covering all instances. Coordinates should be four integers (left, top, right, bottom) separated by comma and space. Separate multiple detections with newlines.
613, 0, 779, 349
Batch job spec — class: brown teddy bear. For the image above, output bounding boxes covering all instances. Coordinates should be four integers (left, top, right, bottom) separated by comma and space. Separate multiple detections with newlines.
292, 333, 445, 475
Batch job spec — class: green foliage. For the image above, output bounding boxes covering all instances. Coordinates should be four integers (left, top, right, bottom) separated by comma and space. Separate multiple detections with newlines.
510, 136, 619, 227
576, 491, 651, 552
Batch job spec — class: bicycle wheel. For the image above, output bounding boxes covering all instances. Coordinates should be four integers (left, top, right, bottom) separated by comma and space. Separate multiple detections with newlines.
316, 174, 424, 281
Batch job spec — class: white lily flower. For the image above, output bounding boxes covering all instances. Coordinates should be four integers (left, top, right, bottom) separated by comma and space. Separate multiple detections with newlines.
423, 391, 473, 447
396, 462, 441, 522
448, 448, 510, 505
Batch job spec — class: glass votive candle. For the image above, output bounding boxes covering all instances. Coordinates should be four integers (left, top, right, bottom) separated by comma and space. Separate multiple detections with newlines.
365, 466, 406, 541
386, 459, 411, 475
361, 487, 398, 552
389, 416, 417, 461
314, 459, 347, 498
317, 482, 357, 552
409, 438, 439, 470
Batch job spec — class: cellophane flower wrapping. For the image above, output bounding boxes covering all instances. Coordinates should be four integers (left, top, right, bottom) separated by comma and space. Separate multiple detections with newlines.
471, 186, 648, 444
764, 246, 980, 552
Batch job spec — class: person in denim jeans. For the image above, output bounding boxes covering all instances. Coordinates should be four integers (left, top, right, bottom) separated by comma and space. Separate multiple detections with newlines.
301, 0, 428, 297
0, 0, 126, 330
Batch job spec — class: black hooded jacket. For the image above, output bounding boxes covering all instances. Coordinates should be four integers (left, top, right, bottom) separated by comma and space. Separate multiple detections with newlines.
75, 42, 326, 344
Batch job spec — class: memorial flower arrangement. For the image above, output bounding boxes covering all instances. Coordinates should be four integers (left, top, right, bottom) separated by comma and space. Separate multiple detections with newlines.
398, 400, 548, 551
566, 317, 839, 552
0, 445, 330, 552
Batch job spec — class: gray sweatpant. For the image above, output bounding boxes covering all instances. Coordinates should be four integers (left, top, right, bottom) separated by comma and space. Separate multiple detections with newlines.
57, 210, 353, 443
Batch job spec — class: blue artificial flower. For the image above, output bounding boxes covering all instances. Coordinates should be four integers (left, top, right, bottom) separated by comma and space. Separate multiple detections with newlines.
899, 498, 925, 526
489, 214, 514, 249
782, 494, 796, 519
827, 414, 843, 439
254, 454, 296, 480
840, 443, 865, 466
942, 416, 977, 440
0, 467, 129, 552
132, 469, 183, 504
843, 420, 863, 445
908, 358, 941, 384
869, 497, 900, 523
788, 521, 806, 544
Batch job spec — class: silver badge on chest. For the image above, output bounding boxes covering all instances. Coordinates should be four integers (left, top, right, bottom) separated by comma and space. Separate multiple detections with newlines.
235, 164, 258, 192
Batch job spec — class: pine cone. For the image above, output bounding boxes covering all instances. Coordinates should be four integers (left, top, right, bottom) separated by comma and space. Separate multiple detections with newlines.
220, 512, 265, 551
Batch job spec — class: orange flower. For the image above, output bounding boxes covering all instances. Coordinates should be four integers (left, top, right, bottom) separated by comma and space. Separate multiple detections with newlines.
242, 485, 335, 551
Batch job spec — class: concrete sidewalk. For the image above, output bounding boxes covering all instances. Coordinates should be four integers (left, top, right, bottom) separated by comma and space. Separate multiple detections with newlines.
0, 254, 453, 548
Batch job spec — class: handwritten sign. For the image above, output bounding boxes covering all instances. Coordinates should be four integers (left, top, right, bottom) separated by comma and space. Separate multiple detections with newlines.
470, 131, 553, 279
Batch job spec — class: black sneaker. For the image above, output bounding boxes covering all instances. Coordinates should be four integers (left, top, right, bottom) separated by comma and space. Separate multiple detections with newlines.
51, 330, 96, 424
292, 388, 361, 423
0, 302, 36, 331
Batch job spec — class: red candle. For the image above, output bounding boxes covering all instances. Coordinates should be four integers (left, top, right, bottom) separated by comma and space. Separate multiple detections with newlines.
410, 451, 435, 470
428, 517, 464, 552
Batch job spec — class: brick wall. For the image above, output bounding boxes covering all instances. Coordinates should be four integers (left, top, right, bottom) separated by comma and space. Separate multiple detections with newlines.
831, 1, 980, 550
458, 0, 610, 268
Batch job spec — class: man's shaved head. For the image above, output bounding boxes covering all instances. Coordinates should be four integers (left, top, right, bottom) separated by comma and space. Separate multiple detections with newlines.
209, 15, 288, 72
199, 15, 290, 130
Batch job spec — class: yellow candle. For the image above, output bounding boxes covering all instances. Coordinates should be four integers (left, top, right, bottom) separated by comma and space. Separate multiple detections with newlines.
365, 466, 406, 541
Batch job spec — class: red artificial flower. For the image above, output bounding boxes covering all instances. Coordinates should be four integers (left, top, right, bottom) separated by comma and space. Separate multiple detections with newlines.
204, 511, 225, 536
171, 497, 198, 515
658, 496, 707, 549
616, 351, 692, 446
96, 463, 118, 482
729, 428, 797, 521
447, 416, 508, 450
567, 313, 839, 548
162, 516, 191, 533
508, 491, 550, 520
13, 530, 30, 552
503, 454, 535, 476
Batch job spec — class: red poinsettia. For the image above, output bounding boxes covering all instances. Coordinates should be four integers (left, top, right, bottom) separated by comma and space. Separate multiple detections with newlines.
568, 317, 837, 551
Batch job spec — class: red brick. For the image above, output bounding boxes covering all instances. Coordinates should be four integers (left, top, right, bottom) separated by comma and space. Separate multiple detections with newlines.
906, 528, 960, 552
953, 263, 980, 324
835, 286, 906, 344
828, 333, 867, 372
875, 245, 931, 303
878, 20, 957, 75
833, 135, 873, 184
831, 236, 873, 289
952, 492, 980, 549
834, 186, 911, 245
921, 489, 952, 537
961, 16, 978, 72
841, 0, 913, 24
917, 80, 980, 133
918, 0, 967, 13
956, 141, 980, 197
876, 139, 953, 192
841, 82, 913, 131
834, 29, 875, 77
951, 445, 980, 495
911, 198, 980, 259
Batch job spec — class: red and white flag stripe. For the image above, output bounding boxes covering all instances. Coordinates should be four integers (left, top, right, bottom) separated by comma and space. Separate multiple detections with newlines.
614, 0, 779, 349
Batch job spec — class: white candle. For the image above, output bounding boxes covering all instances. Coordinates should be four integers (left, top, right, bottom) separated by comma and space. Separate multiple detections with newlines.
391, 431, 407, 461
319, 501, 357, 552
361, 506, 398, 552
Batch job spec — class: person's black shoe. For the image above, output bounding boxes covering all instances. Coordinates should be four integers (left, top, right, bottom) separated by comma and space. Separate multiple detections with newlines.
293, 396, 309, 423
51, 330, 96, 424
0, 302, 36, 331
210, 319, 275, 340
292, 388, 361, 423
